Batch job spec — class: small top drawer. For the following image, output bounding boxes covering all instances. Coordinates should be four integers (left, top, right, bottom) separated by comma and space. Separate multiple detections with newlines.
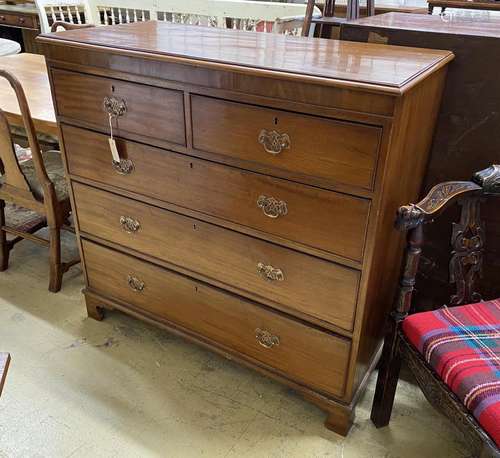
0, 13, 36, 29
191, 95, 381, 191
51, 69, 186, 146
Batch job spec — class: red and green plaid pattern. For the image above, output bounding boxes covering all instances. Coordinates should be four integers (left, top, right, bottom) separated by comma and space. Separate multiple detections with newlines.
402, 299, 500, 446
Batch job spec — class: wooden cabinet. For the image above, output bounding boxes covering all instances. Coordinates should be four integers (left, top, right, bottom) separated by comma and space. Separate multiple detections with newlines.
39, 21, 452, 435
0, 4, 41, 54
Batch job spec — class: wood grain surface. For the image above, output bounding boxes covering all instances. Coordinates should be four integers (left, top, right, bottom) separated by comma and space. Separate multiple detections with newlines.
63, 125, 370, 262
0, 54, 56, 135
39, 21, 453, 91
74, 182, 361, 331
83, 240, 351, 397
191, 94, 381, 191
343, 11, 500, 37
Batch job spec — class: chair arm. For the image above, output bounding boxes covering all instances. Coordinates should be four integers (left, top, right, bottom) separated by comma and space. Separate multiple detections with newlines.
396, 164, 500, 232
396, 181, 482, 232
391, 164, 500, 316
50, 21, 95, 33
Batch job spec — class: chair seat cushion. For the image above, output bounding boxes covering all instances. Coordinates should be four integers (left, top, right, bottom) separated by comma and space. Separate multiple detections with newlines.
0, 150, 69, 203
403, 300, 500, 446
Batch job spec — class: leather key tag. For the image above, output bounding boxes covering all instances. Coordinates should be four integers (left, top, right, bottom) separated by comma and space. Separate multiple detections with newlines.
109, 137, 120, 162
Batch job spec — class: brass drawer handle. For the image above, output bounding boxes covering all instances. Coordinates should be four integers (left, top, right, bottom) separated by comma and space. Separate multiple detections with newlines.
257, 262, 284, 282
103, 96, 127, 118
255, 328, 280, 349
112, 159, 134, 175
258, 129, 290, 155
257, 195, 288, 219
127, 275, 145, 292
120, 216, 140, 233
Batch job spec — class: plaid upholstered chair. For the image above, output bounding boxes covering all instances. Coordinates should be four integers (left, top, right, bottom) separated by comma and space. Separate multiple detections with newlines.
371, 165, 500, 458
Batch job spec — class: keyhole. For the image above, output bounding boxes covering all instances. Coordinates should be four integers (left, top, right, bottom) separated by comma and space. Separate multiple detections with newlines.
189, 162, 193, 169
274, 117, 278, 125
111, 85, 115, 93
193, 224, 197, 230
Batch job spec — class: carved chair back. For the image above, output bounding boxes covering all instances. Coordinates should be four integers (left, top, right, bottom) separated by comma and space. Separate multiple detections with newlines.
35, 0, 94, 33
0, 70, 55, 208
393, 166, 500, 321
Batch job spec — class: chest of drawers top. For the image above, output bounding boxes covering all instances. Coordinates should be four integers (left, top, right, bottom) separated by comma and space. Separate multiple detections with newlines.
39, 21, 452, 92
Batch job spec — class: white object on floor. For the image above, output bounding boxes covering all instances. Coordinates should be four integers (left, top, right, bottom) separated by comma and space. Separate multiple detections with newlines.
0, 38, 21, 56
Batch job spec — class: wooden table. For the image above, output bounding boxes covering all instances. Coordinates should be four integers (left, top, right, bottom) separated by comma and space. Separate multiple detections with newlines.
0, 353, 10, 397
427, 0, 500, 13
0, 53, 57, 136
336, 0, 427, 15
0, 3, 41, 53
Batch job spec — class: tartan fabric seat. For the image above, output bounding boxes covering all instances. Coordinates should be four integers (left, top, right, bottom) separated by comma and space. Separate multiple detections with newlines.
402, 300, 500, 447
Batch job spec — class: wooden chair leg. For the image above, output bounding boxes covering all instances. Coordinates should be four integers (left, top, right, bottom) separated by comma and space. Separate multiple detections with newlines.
370, 322, 402, 428
48, 226, 63, 293
366, 0, 375, 16
0, 200, 9, 272
301, 0, 316, 37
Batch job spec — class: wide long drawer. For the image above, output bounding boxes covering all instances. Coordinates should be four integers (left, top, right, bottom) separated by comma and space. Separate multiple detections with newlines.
191, 95, 381, 191
52, 69, 186, 146
74, 182, 360, 331
83, 240, 351, 397
63, 125, 370, 262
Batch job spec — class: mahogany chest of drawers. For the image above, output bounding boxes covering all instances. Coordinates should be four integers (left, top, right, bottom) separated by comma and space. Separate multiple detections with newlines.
38, 22, 453, 435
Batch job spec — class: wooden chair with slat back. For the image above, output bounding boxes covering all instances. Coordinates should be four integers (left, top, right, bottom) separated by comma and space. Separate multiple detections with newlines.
88, 0, 156, 26
35, 0, 95, 33
0, 70, 79, 292
154, 0, 321, 36
302, 0, 375, 38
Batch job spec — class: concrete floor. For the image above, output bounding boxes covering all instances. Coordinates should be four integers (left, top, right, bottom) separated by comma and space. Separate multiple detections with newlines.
0, 231, 469, 458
